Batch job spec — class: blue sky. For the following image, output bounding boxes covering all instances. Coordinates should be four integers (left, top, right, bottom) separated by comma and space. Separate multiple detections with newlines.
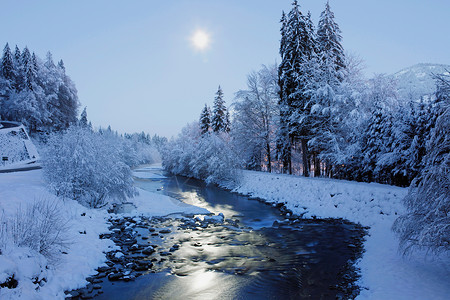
1, 0, 449, 137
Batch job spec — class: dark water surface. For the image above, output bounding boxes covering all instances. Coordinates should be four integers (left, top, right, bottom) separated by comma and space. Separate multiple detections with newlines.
96, 167, 363, 299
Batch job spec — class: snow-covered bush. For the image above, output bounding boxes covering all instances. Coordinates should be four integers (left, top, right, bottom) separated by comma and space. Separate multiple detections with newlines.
162, 122, 241, 185
42, 126, 136, 208
0, 198, 68, 263
393, 75, 450, 255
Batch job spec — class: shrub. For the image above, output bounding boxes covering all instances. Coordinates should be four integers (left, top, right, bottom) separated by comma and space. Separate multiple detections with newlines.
42, 126, 137, 208
0, 198, 68, 263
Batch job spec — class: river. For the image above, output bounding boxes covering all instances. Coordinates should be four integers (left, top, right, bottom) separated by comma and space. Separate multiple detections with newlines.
93, 167, 364, 299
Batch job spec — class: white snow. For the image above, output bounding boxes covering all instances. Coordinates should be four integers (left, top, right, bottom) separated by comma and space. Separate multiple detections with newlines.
125, 188, 209, 217
132, 171, 167, 179
0, 170, 114, 300
223, 170, 450, 300
0, 168, 208, 299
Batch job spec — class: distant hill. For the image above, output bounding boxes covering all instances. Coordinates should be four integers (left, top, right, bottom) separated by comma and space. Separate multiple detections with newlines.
392, 63, 450, 101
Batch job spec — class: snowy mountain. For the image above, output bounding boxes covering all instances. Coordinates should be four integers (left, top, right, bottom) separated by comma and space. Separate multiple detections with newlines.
392, 63, 450, 101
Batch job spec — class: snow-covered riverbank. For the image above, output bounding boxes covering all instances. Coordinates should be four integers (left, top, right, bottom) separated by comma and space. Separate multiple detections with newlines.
223, 170, 450, 300
0, 169, 207, 299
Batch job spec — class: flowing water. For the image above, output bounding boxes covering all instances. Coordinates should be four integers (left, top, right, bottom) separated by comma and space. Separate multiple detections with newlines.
95, 167, 364, 299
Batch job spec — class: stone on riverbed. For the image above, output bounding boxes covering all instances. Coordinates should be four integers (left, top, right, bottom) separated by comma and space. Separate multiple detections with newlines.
142, 246, 155, 255
107, 272, 123, 281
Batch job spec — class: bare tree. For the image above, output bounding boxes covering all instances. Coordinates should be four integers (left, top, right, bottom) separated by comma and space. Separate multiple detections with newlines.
232, 64, 279, 172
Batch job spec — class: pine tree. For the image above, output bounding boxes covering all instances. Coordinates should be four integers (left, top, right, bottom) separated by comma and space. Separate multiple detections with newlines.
317, 1, 345, 77
277, 1, 316, 175
57, 59, 65, 72
362, 104, 387, 182
199, 104, 211, 134
14, 45, 21, 64
79, 107, 89, 128
405, 99, 428, 181
224, 110, 231, 133
21, 47, 33, 91
1, 43, 14, 81
211, 86, 227, 132
13, 45, 23, 91
276, 10, 292, 174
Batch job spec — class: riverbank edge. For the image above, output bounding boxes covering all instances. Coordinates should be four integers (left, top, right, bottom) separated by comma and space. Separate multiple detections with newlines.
209, 180, 367, 299
216, 169, 409, 299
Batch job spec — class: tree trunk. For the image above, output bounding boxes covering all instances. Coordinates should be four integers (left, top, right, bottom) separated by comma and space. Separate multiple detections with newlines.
289, 136, 293, 175
301, 138, 309, 177
314, 153, 320, 177
266, 142, 272, 173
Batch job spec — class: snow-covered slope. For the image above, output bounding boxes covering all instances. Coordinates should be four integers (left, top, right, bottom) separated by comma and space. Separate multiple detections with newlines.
223, 170, 450, 300
393, 63, 450, 101
0, 168, 208, 299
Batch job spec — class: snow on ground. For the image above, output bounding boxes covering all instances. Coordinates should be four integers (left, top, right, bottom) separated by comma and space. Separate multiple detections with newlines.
0, 168, 208, 299
132, 171, 167, 179
0, 170, 114, 299
125, 188, 209, 217
223, 170, 450, 300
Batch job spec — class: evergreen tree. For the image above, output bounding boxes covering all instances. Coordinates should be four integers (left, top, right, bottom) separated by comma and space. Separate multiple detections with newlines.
224, 110, 231, 133
13, 45, 23, 91
0, 45, 78, 132
277, 1, 315, 175
211, 85, 227, 132
21, 47, 33, 91
79, 107, 89, 128
405, 100, 428, 181
317, 1, 345, 77
199, 104, 211, 134
14, 45, 21, 64
276, 11, 291, 173
1, 43, 14, 81
57, 59, 65, 72
361, 104, 387, 182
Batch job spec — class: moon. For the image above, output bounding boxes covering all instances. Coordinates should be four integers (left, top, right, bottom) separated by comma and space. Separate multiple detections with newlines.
191, 29, 210, 51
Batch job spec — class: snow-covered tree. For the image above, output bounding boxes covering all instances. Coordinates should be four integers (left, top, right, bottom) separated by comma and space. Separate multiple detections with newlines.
162, 122, 241, 185
277, 1, 316, 175
211, 86, 228, 132
233, 64, 279, 172
42, 126, 137, 208
316, 1, 345, 76
79, 106, 89, 128
1, 43, 14, 82
0, 44, 79, 133
199, 104, 211, 134
393, 73, 450, 254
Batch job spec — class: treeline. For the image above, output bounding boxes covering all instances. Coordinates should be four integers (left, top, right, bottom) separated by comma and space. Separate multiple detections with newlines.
0, 43, 79, 132
163, 1, 449, 191
231, 1, 446, 188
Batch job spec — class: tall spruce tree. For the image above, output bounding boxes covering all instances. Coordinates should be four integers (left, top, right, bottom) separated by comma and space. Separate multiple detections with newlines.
79, 107, 89, 128
276, 10, 292, 174
211, 86, 227, 132
317, 1, 345, 77
199, 104, 211, 134
1, 43, 14, 81
277, 1, 315, 175
362, 104, 387, 182
21, 47, 33, 91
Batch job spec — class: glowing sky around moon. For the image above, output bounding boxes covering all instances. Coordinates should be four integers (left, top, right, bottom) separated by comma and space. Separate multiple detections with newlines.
191, 29, 210, 51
